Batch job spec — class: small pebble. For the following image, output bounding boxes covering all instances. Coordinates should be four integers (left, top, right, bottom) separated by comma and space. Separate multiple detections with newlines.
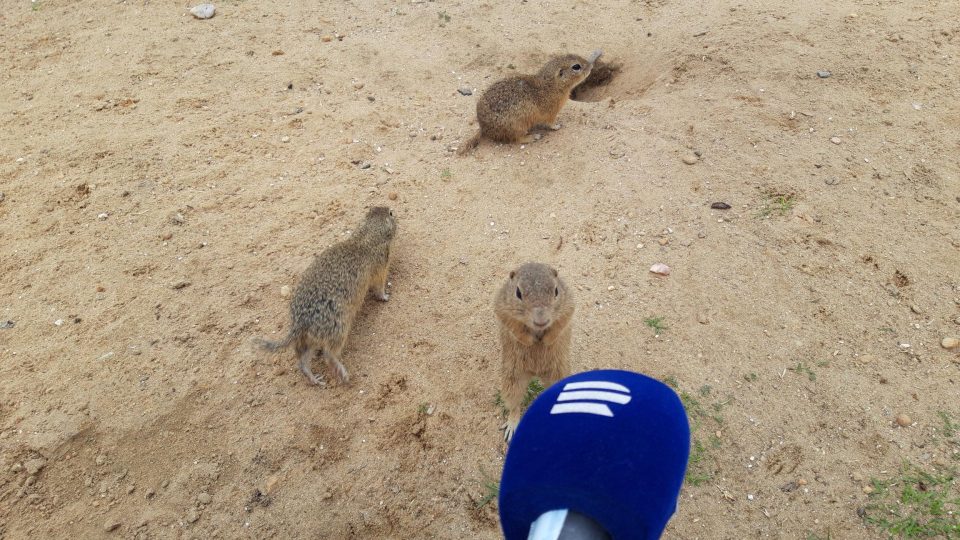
649, 263, 671, 276
1, 320, 15, 329
172, 213, 185, 225
857, 354, 876, 364
895, 414, 911, 427
279, 285, 291, 298
186, 508, 200, 523
797, 478, 807, 486
941, 337, 959, 350
160, 232, 173, 241
104, 521, 121, 532
457, 87, 473, 96
10, 462, 23, 473
697, 312, 710, 325
171, 281, 191, 290
710, 202, 731, 210
321, 35, 333, 42
24, 458, 46, 476
98, 213, 109, 220
0, 192, 5, 203
862, 485, 874, 494
658, 237, 669, 246
388, 192, 398, 201
830, 137, 842, 144
281, 136, 290, 143
910, 304, 922, 314
817, 70, 832, 78
54, 319, 64, 326
197, 492, 212, 504
189, 4, 215, 19
265, 475, 280, 494
681, 154, 699, 165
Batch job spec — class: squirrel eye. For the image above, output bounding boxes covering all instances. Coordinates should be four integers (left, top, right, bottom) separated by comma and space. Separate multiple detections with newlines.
555, 287, 559, 297
516, 287, 522, 300
572, 63, 582, 71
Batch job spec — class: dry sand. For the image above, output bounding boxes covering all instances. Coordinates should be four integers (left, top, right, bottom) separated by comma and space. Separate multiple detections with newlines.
1, 0, 959, 538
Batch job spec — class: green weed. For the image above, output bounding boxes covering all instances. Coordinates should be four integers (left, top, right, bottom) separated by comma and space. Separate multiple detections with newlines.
644, 316, 668, 336
862, 464, 959, 537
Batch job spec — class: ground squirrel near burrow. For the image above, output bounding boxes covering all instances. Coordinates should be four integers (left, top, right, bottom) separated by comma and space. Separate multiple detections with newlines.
494, 262, 575, 442
458, 50, 602, 155
257, 206, 397, 386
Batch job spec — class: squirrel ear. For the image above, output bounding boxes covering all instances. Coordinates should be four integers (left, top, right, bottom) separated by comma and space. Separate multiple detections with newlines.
558, 68, 564, 77
509, 270, 516, 279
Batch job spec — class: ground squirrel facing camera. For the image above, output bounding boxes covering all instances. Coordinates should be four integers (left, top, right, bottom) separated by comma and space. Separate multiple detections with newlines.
458, 50, 602, 155
257, 206, 397, 386
495, 262, 575, 442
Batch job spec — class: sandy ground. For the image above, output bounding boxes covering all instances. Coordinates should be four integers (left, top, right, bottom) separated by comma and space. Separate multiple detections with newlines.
1, 0, 959, 538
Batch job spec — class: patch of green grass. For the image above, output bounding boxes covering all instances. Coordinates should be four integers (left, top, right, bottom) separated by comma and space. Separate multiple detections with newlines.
437, 11, 451, 26
756, 194, 796, 218
475, 469, 500, 509
31, 0, 41, 10
678, 390, 727, 485
699, 384, 712, 397
507, 63, 516, 70
493, 391, 506, 418
938, 411, 958, 439
662, 375, 678, 389
493, 379, 546, 418
644, 316, 668, 336
522, 378, 546, 408
744, 372, 758, 382
440, 168, 452, 180
862, 464, 960, 538
789, 362, 817, 382
417, 402, 429, 415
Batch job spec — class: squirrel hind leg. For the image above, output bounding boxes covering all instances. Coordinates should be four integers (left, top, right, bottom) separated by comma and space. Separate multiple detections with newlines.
296, 344, 326, 386
323, 349, 350, 384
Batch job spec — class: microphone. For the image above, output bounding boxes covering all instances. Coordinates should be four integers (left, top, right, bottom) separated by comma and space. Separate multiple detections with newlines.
499, 370, 690, 540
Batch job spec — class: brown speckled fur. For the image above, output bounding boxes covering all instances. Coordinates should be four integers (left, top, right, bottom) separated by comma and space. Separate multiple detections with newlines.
257, 207, 397, 386
493, 262, 575, 442
458, 54, 594, 154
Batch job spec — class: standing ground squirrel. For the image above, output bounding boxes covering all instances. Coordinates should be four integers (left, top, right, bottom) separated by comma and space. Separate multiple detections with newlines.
494, 262, 575, 442
458, 50, 602, 155
257, 206, 397, 386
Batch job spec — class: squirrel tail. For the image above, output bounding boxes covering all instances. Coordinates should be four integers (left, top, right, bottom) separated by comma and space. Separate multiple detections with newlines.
255, 330, 296, 352
457, 130, 482, 156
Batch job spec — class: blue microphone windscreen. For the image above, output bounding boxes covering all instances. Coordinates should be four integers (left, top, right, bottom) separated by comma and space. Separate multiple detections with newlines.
499, 370, 690, 539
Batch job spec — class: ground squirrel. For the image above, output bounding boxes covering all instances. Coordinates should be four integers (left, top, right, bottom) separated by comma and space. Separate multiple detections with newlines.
494, 263, 575, 442
257, 206, 397, 386
458, 50, 602, 155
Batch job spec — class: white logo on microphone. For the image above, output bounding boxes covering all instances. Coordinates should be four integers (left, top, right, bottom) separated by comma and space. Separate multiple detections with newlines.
549, 380, 632, 417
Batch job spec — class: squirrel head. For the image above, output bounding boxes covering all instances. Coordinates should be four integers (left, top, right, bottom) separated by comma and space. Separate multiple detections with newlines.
539, 52, 599, 91
501, 263, 571, 339
356, 206, 397, 244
